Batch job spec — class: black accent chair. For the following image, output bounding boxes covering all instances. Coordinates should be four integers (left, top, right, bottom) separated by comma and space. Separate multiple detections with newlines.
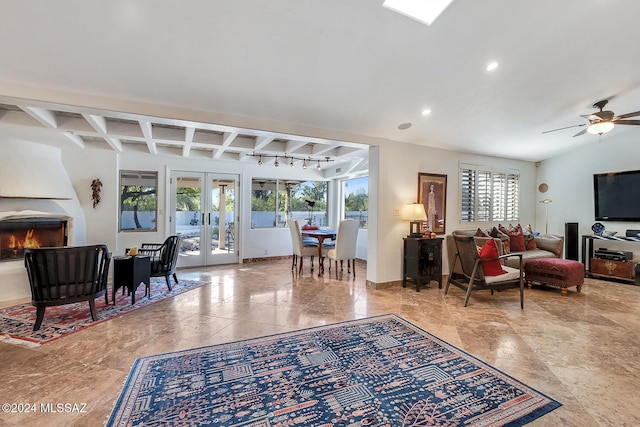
24, 244, 111, 331
138, 235, 182, 291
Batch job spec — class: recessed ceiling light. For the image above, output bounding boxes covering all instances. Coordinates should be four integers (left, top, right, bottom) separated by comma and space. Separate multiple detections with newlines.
398, 122, 412, 130
486, 61, 499, 72
382, 0, 455, 26
421, 109, 432, 116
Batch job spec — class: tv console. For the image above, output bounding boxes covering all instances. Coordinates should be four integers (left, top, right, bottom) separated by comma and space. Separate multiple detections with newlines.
582, 235, 640, 285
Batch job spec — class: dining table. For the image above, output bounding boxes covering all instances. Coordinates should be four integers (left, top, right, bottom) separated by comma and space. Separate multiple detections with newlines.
301, 228, 336, 273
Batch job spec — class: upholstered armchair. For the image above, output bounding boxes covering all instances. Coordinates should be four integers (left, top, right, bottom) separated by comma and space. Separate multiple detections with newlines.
24, 244, 111, 331
139, 235, 182, 291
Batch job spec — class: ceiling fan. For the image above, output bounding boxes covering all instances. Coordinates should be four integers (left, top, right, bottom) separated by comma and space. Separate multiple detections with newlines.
543, 99, 640, 137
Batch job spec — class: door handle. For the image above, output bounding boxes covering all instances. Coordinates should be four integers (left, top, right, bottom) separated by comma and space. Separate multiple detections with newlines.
208, 212, 211, 225
202, 213, 205, 225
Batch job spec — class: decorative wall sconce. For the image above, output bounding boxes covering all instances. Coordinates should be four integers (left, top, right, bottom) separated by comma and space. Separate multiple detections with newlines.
91, 178, 103, 208
249, 153, 334, 169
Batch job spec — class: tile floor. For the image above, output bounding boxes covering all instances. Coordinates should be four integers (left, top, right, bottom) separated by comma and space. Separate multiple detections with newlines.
0, 259, 639, 426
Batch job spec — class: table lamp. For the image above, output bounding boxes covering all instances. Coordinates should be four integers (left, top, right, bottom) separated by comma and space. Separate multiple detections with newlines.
401, 203, 427, 237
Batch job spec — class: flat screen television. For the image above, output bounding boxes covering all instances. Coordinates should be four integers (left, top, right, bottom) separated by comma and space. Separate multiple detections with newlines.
594, 170, 640, 221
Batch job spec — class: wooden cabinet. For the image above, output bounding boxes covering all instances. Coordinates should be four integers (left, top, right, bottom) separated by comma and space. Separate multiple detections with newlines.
403, 237, 443, 291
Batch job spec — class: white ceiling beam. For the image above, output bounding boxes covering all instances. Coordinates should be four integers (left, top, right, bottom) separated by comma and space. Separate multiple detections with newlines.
213, 131, 238, 159
19, 106, 58, 128
62, 132, 85, 148
105, 137, 123, 152
254, 136, 274, 150
311, 144, 335, 156
139, 120, 157, 155
183, 127, 195, 157
285, 140, 307, 153
82, 113, 122, 152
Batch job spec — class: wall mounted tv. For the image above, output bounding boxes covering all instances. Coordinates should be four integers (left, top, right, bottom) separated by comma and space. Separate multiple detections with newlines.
594, 170, 640, 221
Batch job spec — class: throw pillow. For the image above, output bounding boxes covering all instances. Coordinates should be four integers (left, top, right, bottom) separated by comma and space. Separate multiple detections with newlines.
525, 236, 537, 250
478, 239, 507, 276
490, 226, 511, 253
499, 223, 526, 252
475, 228, 490, 237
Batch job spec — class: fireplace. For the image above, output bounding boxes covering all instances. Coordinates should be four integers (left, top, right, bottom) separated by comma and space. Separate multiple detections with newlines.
0, 217, 68, 261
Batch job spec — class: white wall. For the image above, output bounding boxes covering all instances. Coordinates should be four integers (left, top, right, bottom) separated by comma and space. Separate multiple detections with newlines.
371, 139, 537, 284
537, 130, 640, 259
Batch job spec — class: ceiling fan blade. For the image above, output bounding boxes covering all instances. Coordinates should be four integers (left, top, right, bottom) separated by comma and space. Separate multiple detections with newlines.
613, 111, 640, 120
573, 128, 588, 137
613, 119, 640, 125
542, 123, 585, 134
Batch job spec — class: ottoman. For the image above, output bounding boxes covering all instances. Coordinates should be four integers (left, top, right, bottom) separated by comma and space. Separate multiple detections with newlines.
524, 258, 584, 296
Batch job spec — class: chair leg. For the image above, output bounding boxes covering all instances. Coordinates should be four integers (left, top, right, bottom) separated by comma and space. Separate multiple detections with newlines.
463, 281, 474, 307
291, 254, 296, 271
165, 275, 172, 291
33, 305, 46, 331
311, 256, 314, 271
340, 260, 344, 272
299, 256, 304, 274
352, 259, 356, 277
89, 299, 98, 321
173, 273, 179, 284
444, 253, 458, 295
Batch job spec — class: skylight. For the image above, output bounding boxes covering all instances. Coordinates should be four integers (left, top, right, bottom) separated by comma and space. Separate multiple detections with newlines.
382, 0, 455, 26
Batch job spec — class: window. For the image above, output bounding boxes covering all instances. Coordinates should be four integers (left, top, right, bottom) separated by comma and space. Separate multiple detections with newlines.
251, 179, 327, 228
343, 176, 368, 228
120, 171, 158, 231
460, 164, 519, 222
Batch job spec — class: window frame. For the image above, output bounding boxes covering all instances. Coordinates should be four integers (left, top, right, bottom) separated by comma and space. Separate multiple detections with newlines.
119, 170, 158, 232
459, 163, 519, 223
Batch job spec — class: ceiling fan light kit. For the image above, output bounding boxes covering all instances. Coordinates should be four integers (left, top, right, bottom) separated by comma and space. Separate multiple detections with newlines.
543, 99, 640, 138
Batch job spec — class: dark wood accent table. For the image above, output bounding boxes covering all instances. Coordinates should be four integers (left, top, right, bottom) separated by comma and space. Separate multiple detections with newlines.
403, 237, 443, 291
301, 229, 336, 273
113, 255, 151, 304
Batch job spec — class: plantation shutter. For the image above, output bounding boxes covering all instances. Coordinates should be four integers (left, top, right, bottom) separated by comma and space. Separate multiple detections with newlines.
459, 164, 519, 223
460, 167, 475, 222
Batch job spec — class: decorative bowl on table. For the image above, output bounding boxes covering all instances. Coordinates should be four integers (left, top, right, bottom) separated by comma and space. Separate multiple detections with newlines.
591, 222, 605, 236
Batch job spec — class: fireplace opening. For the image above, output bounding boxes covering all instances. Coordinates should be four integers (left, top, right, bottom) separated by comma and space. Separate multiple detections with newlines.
0, 217, 68, 261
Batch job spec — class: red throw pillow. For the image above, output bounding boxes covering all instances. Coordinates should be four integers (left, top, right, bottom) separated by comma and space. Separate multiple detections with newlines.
478, 239, 507, 276
499, 223, 526, 252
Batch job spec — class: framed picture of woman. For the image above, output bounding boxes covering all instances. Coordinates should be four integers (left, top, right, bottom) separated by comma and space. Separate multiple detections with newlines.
418, 173, 447, 235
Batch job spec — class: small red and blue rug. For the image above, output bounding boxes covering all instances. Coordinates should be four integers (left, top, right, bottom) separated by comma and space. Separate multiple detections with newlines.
0, 278, 207, 346
107, 314, 561, 426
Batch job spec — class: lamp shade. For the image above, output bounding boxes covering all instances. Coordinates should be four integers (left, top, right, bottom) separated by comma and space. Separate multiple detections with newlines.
401, 203, 427, 221
587, 121, 614, 135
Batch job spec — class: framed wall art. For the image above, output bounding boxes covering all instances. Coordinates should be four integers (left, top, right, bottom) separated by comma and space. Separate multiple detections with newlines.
418, 173, 447, 235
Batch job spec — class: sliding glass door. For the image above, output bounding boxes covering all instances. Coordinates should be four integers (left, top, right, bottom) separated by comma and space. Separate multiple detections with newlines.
171, 171, 238, 267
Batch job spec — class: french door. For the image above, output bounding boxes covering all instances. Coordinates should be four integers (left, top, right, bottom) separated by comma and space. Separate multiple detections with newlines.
171, 171, 239, 267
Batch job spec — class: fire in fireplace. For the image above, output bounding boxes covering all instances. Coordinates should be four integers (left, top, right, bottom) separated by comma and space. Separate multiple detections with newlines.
0, 217, 68, 261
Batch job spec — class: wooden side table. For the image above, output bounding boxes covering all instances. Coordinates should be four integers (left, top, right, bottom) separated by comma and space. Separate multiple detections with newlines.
403, 237, 443, 291
113, 255, 151, 304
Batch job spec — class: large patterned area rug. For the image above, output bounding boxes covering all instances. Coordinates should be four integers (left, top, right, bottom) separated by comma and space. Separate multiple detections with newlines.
107, 314, 561, 426
0, 278, 207, 346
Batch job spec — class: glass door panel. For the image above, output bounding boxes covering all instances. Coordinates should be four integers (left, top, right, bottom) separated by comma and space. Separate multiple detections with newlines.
171, 171, 239, 267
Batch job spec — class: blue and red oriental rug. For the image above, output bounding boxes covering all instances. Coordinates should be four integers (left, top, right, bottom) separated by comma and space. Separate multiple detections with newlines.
0, 278, 206, 346
107, 314, 561, 426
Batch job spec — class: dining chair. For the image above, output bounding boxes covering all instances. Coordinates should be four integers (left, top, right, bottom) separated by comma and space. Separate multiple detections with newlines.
327, 219, 359, 277
288, 219, 325, 274
445, 233, 524, 308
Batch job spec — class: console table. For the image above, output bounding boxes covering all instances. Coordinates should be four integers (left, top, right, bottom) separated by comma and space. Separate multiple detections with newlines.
403, 237, 443, 291
582, 235, 640, 284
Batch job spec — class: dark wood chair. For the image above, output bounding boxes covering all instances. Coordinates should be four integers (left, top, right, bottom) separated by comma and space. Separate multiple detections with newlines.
445, 233, 524, 308
139, 235, 182, 291
24, 244, 111, 331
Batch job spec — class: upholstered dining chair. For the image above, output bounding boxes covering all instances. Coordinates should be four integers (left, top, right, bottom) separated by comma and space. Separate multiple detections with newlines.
288, 219, 324, 274
327, 219, 359, 277
445, 233, 525, 308
139, 234, 183, 291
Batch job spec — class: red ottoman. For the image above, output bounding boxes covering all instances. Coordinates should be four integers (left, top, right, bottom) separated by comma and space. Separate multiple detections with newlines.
524, 258, 584, 296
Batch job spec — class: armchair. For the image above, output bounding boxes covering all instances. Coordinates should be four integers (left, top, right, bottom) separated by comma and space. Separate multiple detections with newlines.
139, 235, 182, 291
24, 244, 111, 331
445, 233, 524, 308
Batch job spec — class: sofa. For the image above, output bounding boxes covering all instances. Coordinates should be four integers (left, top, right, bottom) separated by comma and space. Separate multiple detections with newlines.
446, 229, 564, 275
